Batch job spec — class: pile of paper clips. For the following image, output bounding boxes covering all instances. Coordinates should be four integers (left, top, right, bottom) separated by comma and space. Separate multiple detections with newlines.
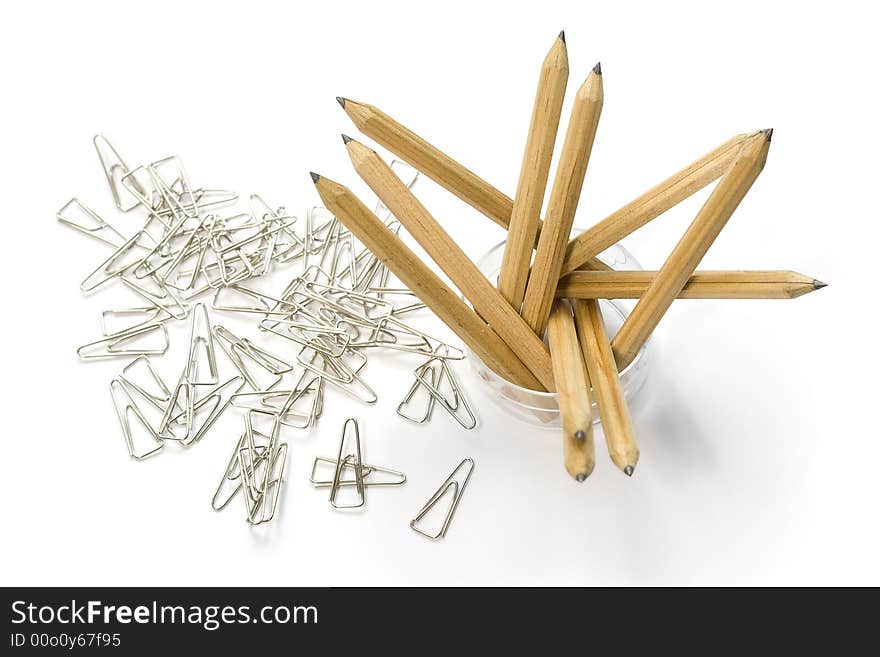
212, 409, 289, 526
59, 135, 478, 534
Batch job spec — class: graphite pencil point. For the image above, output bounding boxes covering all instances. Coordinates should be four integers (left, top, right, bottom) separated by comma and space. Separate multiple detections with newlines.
336, 96, 346, 108
309, 172, 321, 183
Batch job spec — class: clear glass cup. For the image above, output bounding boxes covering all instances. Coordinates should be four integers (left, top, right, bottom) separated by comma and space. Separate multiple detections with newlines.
465, 241, 650, 429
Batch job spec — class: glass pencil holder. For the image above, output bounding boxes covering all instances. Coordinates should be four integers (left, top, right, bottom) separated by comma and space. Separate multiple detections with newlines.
465, 240, 650, 429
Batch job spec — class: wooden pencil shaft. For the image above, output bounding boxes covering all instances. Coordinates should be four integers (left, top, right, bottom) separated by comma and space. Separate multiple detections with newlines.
344, 138, 556, 391
311, 174, 545, 391
557, 270, 819, 299
547, 301, 595, 480
339, 98, 513, 230
611, 133, 772, 370
521, 69, 603, 337
560, 132, 758, 276
573, 299, 638, 474
497, 35, 569, 309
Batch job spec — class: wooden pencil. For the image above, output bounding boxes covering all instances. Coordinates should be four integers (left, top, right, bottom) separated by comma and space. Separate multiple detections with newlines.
310, 172, 545, 391
337, 96, 513, 230
559, 131, 761, 276
343, 136, 555, 391
573, 299, 638, 476
497, 32, 569, 310
557, 270, 827, 299
611, 130, 773, 370
547, 300, 595, 481
521, 65, 604, 337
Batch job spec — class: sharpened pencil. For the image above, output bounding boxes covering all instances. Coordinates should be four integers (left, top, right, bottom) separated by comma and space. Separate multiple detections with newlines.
547, 300, 595, 481
497, 32, 569, 310
521, 65, 603, 337
556, 270, 826, 299
573, 299, 638, 476
337, 97, 513, 230
560, 131, 762, 276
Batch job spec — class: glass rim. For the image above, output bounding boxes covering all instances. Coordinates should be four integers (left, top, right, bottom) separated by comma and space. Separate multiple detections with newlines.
465, 238, 648, 398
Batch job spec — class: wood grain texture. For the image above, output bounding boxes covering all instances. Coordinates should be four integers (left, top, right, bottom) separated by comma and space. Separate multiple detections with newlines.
560, 132, 760, 276
338, 98, 513, 229
497, 34, 568, 310
547, 300, 595, 481
611, 131, 773, 370
344, 137, 555, 391
521, 67, 603, 337
557, 270, 823, 299
573, 299, 638, 476
311, 173, 545, 391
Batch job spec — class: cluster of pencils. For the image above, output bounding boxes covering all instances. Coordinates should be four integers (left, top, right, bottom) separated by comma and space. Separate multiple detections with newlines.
310, 32, 825, 482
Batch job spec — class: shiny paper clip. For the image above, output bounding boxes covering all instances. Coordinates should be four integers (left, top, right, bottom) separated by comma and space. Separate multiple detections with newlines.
410, 458, 475, 540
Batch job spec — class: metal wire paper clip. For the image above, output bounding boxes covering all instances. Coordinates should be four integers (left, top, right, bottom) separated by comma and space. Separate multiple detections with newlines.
410, 458, 475, 540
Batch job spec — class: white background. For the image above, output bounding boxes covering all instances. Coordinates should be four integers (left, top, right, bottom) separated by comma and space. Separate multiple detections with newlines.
1, 0, 877, 586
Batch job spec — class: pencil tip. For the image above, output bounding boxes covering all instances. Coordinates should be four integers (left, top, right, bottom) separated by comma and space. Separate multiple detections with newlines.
576, 473, 587, 482
341, 134, 353, 145
762, 128, 773, 142
813, 279, 828, 290
336, 96, 346, 108
624, 465, 634, 477
558, 30, 565, 43
574, 430, 586, 441
309, 172, 320, 183
593, 61, 602, 75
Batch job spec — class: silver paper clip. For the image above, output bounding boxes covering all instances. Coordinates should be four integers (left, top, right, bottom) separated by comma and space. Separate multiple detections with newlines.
329, 418, 365, 509
410, 458, 475, 540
